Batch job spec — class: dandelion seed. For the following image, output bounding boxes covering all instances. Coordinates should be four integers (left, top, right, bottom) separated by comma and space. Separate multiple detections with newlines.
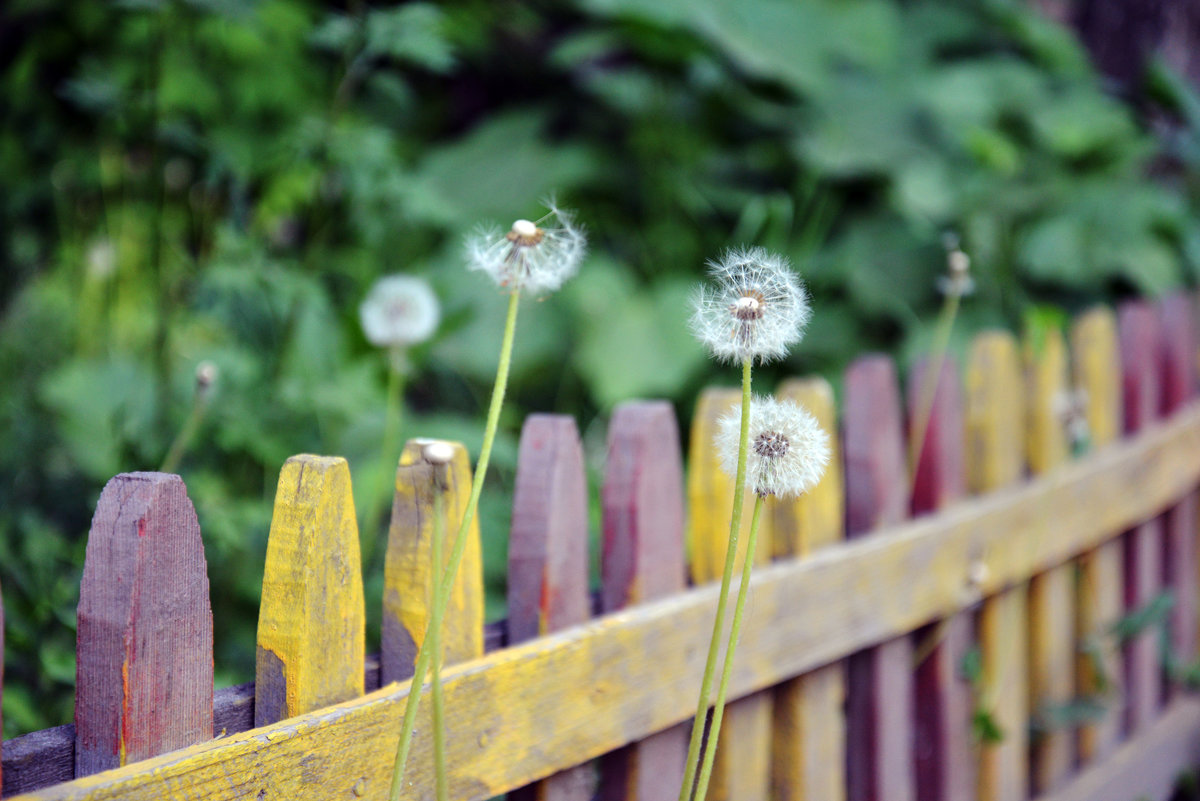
465, 203, 586, 295
716, 395, 830, 498
360, 275, 441, 349
690, 247, 810, 365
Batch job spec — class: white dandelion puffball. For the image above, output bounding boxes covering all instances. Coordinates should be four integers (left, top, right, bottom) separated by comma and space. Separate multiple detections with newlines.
465, 204, 586, 295
360, 275, 441, 348
717, 395, 830, 498
691, 247, 811, 365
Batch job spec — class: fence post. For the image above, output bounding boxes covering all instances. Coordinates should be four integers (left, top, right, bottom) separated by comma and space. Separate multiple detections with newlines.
1118, 301, 1164, 733
908, 358, 974, 801
966, 331, 1028, 801
599, 401, 687, 801
255, 456, 364, 726
75, 472, 213, 776
843, 355, 914, 801
771, 377, 846, 801
1070, 306, 1124, 762
508, 415, 593, 801
382, 441, 482, 684
686, 386, 774, 801
1024, 324, 1074, 793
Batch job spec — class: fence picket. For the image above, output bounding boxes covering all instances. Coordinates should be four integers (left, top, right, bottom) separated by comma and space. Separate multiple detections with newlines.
75, 472, 213, 776
1159, 293, 1198, 683
966, 331, 1029, 801
1070, 307, 1124, 763
1118, 301, 1164, 734
771, 377, 846, 801
599, 401, 688, 801
843, 355, 914, 801
1024, 325, 1075, 793
509, 415, 594, 801
382, 441, 483, 684
686, 386, 774, 801
255, 456, 364, 726
908, 358, 974, 801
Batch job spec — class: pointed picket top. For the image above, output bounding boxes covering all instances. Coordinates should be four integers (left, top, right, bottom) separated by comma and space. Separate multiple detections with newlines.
75, 472, 213, 776
256, 456, 364, 726
907, 357, 974, 801
382, 440, 483, 685
1069, 306, 1124, 763
843, 354, 914, 801
599, 401, 687, 801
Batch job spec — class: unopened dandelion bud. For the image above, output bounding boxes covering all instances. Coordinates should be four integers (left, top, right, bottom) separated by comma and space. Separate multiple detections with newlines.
716, 395, 830, 498
195, 361, 218, 399
937, 247, 975, 298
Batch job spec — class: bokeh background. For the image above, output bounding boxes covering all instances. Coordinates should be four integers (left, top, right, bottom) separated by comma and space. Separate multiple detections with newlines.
4, 0, 1200, 738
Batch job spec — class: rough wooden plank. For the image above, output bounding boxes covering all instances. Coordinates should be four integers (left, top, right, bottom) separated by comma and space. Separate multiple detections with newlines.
255, 456, 364, 726
1024, 325, 1075, 794
686, 386, 774, 801
382, 441, 483, 684
843, 355, 914, 801
75, 473, 213, 776
1159, 293, 1198, 682
1033, 698, 1200, 801
1118, 301, 1163, 734
508, 416, 593, 801
599, 402, 687, 801
18, 404, 1200, 801
771, 377, 846, 801
907, 358, 974, 801
966, 331, 1028, 801
1069, 307, 1124, 762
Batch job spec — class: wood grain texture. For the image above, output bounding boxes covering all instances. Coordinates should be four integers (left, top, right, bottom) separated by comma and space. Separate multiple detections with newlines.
599, 401, 687, 801
1069, 307, 1124, 762
843, 355, 914, 801
508, 416, 593, 801
1159, 293, 1198, 680
686, 386, 774, 801
382, 441, 483, 684
255, 456, 364, 726
1023, 325, 1074, 794
771, 378, 846, 801
75, 473, 213, 777
966, 331, 1028, 801
907, 358, 974, 801
18, 405, 1200, 801
1118, 301, 1163, 734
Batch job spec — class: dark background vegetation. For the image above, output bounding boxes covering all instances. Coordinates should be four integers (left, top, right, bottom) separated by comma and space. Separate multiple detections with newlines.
4, 0, 1200, 738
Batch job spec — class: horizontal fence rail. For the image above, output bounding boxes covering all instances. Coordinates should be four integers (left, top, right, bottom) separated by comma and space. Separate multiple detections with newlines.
4, 297, 1200, 801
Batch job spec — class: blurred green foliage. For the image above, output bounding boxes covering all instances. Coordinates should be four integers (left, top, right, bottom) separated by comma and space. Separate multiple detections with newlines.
3, 0, 1200, 737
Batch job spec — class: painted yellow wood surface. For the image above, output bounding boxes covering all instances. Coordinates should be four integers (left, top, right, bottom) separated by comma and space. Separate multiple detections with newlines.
255, 455, 365, 725
966, 331, 1028, 801
771, 377, 845, 801
687, 386, 775, 801
1023, 326, 1074, 794
382, 440, 482, 681
1069, 308, 1123, 763
19, 404, 1200, 801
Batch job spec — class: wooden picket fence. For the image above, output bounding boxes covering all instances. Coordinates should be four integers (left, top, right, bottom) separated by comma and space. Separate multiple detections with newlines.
3, 295, 1200, 801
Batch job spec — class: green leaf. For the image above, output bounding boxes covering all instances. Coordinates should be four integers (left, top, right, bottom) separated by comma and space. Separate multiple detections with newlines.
364, 4, 455, 72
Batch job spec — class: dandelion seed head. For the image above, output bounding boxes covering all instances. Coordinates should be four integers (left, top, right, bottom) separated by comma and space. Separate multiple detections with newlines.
690, 247, 810, 365
937, 244, 975, 298
717, 395, 830, 498
195, 361, 218, 395
465, 203, 586, 295
360, 275, 440, 348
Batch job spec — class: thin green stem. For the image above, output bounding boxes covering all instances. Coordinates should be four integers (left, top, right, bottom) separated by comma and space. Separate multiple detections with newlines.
430, 472, 448, 801
364, 357, 406, 568
388, 291, 520, 801
692, 493, 767, 801
907, 292, 960, 484
159, 393, 210, 474
678, 357, 753, 801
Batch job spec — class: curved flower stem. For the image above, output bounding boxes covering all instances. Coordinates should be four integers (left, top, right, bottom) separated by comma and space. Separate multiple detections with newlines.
907, 291, 960, 484
388, 291, 520, 801
430, 470, 448, 801
692, 493, 766, 801
364, 357, 406, 568
159, 392, 212, 474
678, 357, 753, 801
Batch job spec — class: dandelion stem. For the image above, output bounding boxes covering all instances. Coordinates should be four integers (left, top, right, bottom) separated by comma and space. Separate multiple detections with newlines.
388, 290, 520, 801
692, 492, 767, 801
907, 291, 960, 484
364, 357, 407, 568
160, 393, 211, 474
430, 468, 448, 801
679, 356, 753, 801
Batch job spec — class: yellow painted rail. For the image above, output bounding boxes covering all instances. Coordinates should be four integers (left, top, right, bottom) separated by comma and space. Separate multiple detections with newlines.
13, 399, 1200, 801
